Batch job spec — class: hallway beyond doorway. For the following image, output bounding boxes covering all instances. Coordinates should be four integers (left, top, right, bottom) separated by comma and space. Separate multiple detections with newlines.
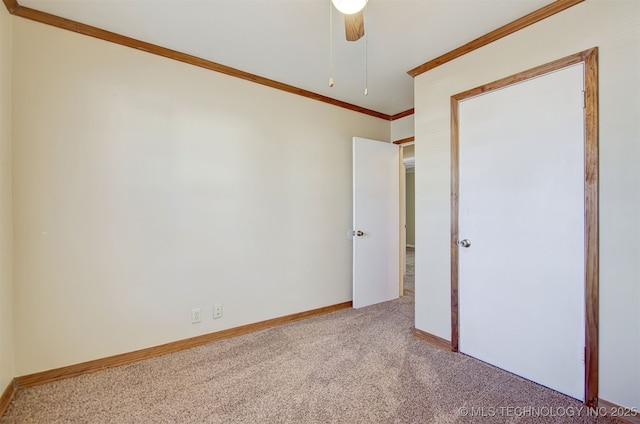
404, 247, 414, 295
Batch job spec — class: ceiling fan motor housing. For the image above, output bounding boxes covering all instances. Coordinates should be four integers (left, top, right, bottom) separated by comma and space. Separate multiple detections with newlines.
332, 0, 368, 15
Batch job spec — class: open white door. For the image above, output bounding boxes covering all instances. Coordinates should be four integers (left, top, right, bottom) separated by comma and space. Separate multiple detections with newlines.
352, 137, 400, 309
458, 64, 585, 400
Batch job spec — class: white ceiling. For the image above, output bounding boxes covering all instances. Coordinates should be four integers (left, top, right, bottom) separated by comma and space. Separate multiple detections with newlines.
19, 0, 554, 115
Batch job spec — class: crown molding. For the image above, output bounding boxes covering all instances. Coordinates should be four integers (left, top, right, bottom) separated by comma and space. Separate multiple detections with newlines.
407, 0, 584, 77
2, 0, 17, 13
3, 1, 583, 122
2, 0, 395, 120
390, 108, 414, 121
393, 136, 414, 145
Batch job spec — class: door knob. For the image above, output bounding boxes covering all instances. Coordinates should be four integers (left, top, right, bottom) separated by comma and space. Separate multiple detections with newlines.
458, 239, 471, 248
348, 230, 365, 239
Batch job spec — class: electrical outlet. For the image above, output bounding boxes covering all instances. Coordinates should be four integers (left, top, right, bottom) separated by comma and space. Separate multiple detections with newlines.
213, 304, 223, 319
191, 308, 202, 324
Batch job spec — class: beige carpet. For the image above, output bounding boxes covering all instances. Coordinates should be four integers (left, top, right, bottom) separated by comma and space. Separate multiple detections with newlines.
404, 247, 415, 295
2, 261, 615, 423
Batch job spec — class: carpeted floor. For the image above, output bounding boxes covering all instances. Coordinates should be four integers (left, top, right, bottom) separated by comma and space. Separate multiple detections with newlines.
2, 250, 615, 423
404, 247, 415, 295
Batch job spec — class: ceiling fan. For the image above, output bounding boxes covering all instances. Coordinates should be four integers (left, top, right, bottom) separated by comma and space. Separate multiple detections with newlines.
332, 0, 367, 41
328, 0, 369, 93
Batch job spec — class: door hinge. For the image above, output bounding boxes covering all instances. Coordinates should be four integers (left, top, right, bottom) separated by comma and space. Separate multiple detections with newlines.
582, 90, 586, 109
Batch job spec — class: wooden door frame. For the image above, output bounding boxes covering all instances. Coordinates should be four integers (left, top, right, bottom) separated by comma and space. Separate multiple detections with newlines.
450, 48, 599, 406
400, 145, 406, 293
400, 142, 416, 288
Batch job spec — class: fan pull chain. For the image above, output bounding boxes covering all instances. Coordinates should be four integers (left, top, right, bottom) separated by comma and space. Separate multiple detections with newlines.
364, 39, 368, 96
364, 4, 368, 96
329, 0, 334, 87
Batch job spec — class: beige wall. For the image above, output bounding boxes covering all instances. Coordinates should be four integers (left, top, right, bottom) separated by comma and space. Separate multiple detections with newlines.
391, 115, 414, 142
0, 3, 14, 393
405, 171, 415, 246
11, 18, 389, 376
0, 4, 14, 392
414, 0, 639, 410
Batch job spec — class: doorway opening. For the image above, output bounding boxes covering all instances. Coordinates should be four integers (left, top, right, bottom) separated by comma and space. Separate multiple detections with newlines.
402, 143, 415, 296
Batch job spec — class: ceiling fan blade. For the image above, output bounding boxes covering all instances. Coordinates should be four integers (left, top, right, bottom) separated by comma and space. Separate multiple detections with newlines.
344, 10, 364, 42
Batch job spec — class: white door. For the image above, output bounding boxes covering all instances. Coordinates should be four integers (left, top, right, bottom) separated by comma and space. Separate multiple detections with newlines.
352, 137, 400, 309
458, 64, 585, 400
